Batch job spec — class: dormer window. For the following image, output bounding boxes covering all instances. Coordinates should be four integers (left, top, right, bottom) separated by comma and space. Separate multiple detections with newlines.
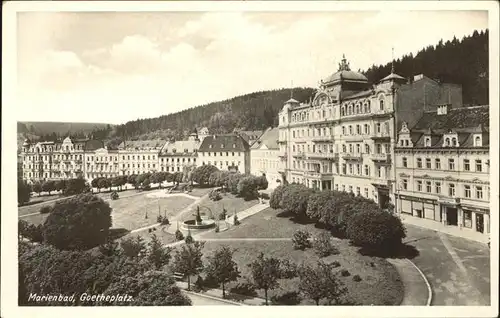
209, 145, 212, 149
233, 144, 236, 148
424, 137, 431, 147
445, 138, 450, 146
474, 135, 482, 147
220, 144, 224, 148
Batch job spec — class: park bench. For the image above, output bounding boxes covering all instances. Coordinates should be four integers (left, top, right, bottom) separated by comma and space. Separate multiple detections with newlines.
173, 272, 184, 281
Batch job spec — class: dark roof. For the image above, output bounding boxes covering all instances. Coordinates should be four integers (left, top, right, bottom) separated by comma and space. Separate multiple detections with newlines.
198, 134, 250, 152
84, 139, 104, 151
238, 130, 263, 145
412, 106, 489, 132
251, 127, 279, 150
118, 139, 165, 150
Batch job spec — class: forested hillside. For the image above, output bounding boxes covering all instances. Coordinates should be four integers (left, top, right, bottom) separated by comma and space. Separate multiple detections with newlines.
365, 29, 488, 106
114, 87, 315, 141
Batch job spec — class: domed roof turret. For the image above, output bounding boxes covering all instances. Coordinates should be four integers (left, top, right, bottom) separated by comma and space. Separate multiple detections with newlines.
23, 138, 30, 146
322, 55, 368, 84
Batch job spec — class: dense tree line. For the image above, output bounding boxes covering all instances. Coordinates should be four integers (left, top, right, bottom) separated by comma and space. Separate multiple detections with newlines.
113, 88, 315, 140
364, 29, 489, 106
18, 178, 89, 206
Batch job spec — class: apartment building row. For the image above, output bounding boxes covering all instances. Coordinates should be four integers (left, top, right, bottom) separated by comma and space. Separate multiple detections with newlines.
21, 127, 255, 182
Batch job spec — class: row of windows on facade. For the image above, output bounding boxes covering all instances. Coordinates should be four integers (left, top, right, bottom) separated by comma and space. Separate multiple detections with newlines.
252, 159, 280, 170
289, 122, 389, 140
203, 152, 243, 157
399, 135, 483, 148
401, 179, 487, 200
24, 154, 84, 161
401, 157, 487, 172
27, 145, 84, 153
202, 161, 242, 166
292, 143, 390, 155
207, 144, 238, 149
291, 161, 389, 179
289, 98, 386, 123
289, 178, 374, 198
25, 164, 83, 170
160, 157, 196, 163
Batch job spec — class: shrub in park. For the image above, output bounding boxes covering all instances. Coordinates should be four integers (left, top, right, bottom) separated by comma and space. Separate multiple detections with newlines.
346, 209, 406, 252
331, 261, 341, 268
40, 206, 51, 214
42, 193, 112, 250
271, 291, 302, 305
269, 184, 285, 209
233, 214, 240, 226
161, 216, 170, 225
278, 259, 298, 279
18, 180, 32, 205
175, 229, 184, 241
237, 176, 259, 200
185, 234, 194, 244
230, 280, 257, 297
292, 230, 311, 250
209, 189, 222, 201
313, 232, 339, 257
110, 191, 119, 200
353, 275, 362, 282
281, 184, 313, 220
214, 224, 220, 233
340, 269, 350, 277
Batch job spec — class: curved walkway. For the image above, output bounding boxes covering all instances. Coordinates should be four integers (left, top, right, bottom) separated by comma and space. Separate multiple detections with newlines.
387, 258, 432, 306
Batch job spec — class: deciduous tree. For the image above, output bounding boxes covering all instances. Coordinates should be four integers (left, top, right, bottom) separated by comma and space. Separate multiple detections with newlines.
248, 253, 281, 305
204, 245, 240, 298
43, 193, 112, 250
172, 241, 205, 290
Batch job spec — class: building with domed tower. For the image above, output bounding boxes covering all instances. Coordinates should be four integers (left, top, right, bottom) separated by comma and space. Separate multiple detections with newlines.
21, 136, 95, 182
277, 55, 463, 208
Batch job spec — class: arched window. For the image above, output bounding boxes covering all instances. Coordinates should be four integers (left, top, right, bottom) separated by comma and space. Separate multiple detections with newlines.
342, 145, 346, 153
445, 138, 450, 146
451, 137, 457, 146
367, 100, 371, 112
475, 136, 481, 146
365, 144, 370, 153
348, 105, 353, 115
342, 126, 346, 135
425, 138, 431, 147
341, 106, 345, 116
349, 125, 353, 135
379, 99, 385, 110
355, 104, 360, 114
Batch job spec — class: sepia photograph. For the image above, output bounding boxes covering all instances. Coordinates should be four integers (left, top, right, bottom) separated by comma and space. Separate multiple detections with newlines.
2, 1, 498, 318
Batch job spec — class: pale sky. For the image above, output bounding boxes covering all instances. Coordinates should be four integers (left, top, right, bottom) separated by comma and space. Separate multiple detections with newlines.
16, 10, 488, 124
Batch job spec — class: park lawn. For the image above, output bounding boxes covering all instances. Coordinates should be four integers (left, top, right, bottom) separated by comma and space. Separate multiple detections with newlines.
179, 192, 259, 222
19, 192, 195, 232
110, 194, 195, 230
119, 226, 177, 246
188, 186, 215, 198
199, 240, 403, 306
202, 207, 326, 239
18, 188, 143, 217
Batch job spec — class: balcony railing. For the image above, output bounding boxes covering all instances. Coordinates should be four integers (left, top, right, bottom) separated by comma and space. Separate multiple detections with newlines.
370, 153, 391, 162
371, 132, 391, 139
371, 177, 390, 187
304, 171, 333, 179
292, 152, 306, 159
342, 153, 363, 161
342, 134, 364, 142
311, 135, 334, 142
306, 152, 339, 160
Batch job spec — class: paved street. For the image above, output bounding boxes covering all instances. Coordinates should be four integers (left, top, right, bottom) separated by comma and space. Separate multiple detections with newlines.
404, 225, 490, 305
183, 292, 237, 306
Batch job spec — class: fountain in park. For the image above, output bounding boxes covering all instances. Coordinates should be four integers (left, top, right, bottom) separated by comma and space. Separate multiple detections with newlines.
181, 206, 215, 231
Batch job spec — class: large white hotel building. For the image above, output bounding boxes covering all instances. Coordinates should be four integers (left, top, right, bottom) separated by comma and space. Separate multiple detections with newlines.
276, 55, 463, 209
